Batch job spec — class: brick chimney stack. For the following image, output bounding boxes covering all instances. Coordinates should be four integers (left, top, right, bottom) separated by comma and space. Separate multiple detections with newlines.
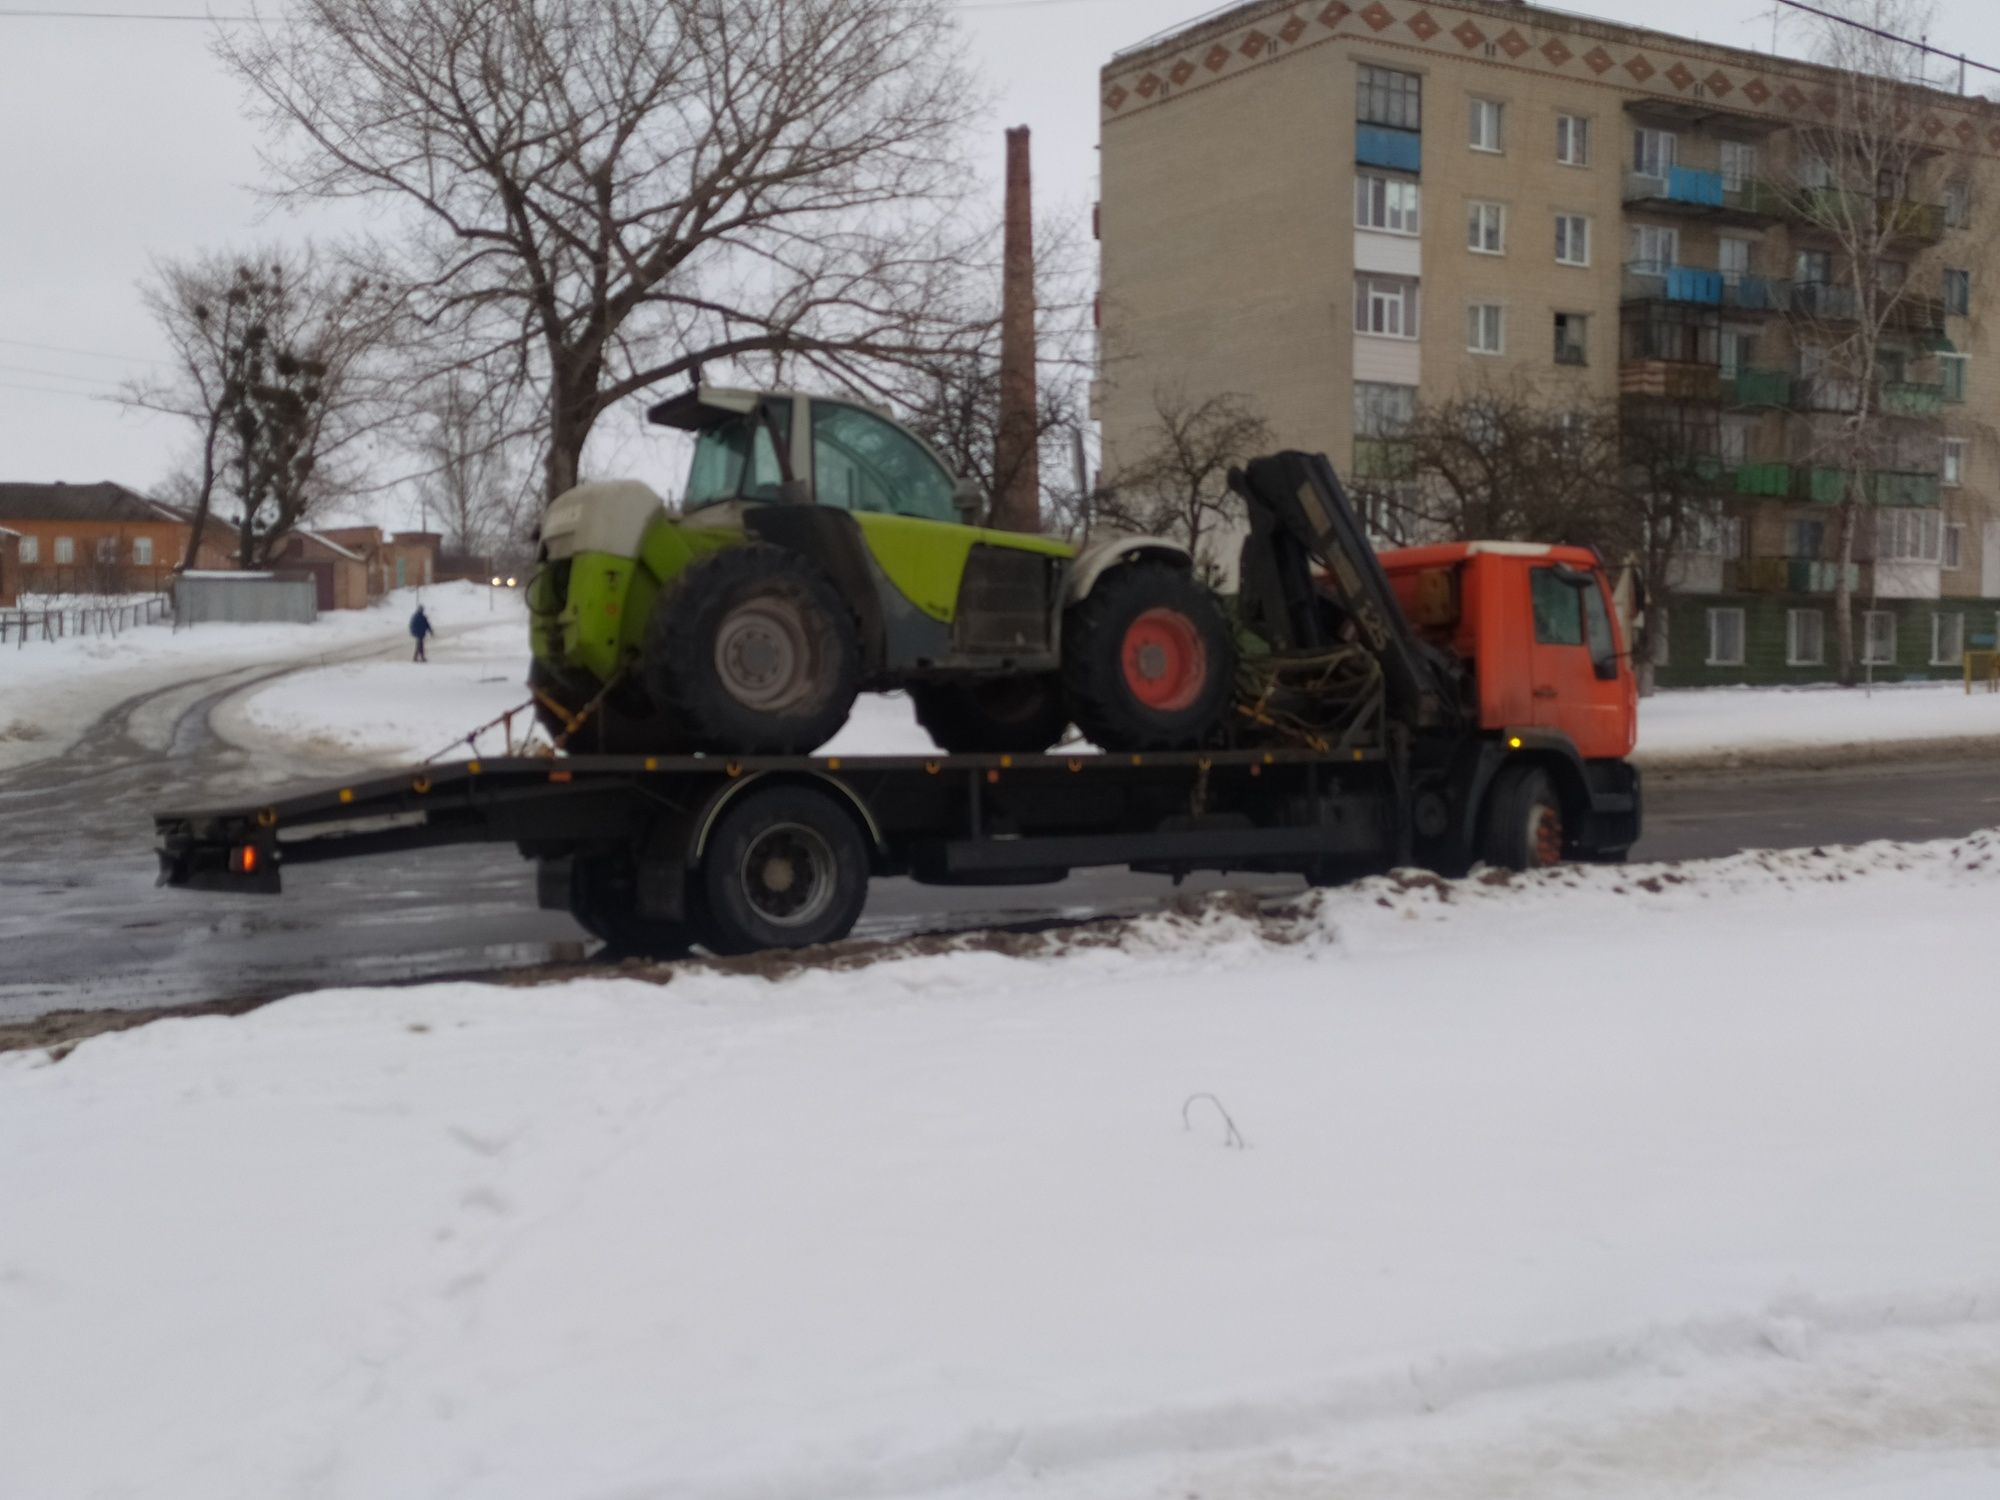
992, 125, 1041, 534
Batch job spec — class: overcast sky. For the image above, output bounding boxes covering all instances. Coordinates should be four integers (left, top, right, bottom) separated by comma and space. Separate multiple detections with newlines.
1, 0, 1991, 525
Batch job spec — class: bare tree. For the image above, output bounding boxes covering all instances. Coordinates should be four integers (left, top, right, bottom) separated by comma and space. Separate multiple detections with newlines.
1781, 0, 1942, 682
220, 0, 991, 508
410, 375, 529, 553
126, 248, 394, 568
1368, 387, 1630, 554
1095, 391, 1273, 581
1618, 407, 1733, 695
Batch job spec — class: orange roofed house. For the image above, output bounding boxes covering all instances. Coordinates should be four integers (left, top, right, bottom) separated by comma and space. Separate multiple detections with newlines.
0, 482, 234, 601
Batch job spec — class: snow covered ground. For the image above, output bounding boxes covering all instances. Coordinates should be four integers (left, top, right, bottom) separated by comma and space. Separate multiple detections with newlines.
5, 836, 2000, 1498
0, 581, 501, 774
1640, 678, 2000, 764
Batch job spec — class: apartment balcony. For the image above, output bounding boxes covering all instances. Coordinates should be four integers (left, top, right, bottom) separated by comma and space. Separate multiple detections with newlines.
1621, 262, 1790, 314
1356, 124, 1420, 173
1727, 368, 1793, 408
1793, 466, 1941, 506
1778, 187, 1946, 246
1352, 438, 1416, 482
1733, 461, 1793, 497
1621, 168, 1785, 225
1788, 283, 1947, 337
1724, 557, 1861, 595
1880, 381, 1946, 418
1619, 360, 1722, 402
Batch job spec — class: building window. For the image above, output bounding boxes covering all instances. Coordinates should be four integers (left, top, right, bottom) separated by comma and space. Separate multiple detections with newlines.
1357, 65, 1421, 130
1355, 274, 1419, 339
1794, 248, 1833, 285
1945, 438, 1967, 487
1941, 354, 1968, 403
1633, 126, 1677, 180
1787, 518, 1827, 558
1555, 213, 1591, 266
1467, 199, 1505, 254
132, 536, 154, 566
1877, 259, 1908, 293
1556, 113, 1590, 166
54, 536, 75, 565
1628, 223, 1680, 274
1468, 303, 1504, 355
1944, 268, 1971, 316
1354, 381, 1417, 437
1933, 612, 1965, 665
1707, 607, 1746, 667
1875, 508, 1943, 564
1553, 313, 1589, 367
1469, 98, 1504, 153
1720, 140, 1759, 191
96, 536, 119, 564
1863, 610, 1898, 666
1355, 172, 1421, 234
1945, 524, 1966, 570
19, 536, 38, 565
1787, 609, 1825, 667
1946, 177, 1972, 229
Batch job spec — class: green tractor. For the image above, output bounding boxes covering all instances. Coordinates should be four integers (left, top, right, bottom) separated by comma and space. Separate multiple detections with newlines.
527, 386, 1237, 756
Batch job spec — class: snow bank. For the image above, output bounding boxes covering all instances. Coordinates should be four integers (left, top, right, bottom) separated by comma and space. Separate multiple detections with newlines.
6, 835, 2000, 1498
0, 581, 501, 773
1639, 678, 2000, 764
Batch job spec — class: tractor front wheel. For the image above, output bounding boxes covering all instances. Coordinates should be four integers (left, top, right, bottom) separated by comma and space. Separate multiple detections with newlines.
1061, 561, 1236, 751
643, 545, 861, 755
909, 675, 1070, 754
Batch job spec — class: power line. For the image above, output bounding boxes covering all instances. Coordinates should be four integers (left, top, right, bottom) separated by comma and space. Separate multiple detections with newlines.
1772, 0, 2000, 81
0, 336, 171, 367
0, 361, 126, 387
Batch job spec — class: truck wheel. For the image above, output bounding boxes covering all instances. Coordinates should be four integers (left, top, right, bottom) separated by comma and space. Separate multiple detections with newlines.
693, 784, 870, 955
644, 545, 861, 754
909, 675, 1070, 754
1061, 561, 1236, 751
1479, 765, 1566, 872
568, 851, 696, 959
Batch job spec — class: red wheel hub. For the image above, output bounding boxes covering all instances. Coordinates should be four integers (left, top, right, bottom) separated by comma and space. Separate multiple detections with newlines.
1531, 806, 1564, 868
1121, 608, 1208, 712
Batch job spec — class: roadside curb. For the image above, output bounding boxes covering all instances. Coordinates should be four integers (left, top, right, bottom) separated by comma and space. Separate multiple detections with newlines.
1637, 733, 2000, 778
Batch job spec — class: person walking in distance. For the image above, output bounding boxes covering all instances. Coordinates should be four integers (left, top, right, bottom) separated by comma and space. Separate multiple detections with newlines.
409, 605, 435, 663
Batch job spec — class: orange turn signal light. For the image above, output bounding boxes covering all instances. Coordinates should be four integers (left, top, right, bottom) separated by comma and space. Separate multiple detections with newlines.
230, 845, 259, 875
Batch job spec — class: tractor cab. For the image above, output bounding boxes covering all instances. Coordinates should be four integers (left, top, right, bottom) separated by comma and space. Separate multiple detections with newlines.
648, 386, 983, 525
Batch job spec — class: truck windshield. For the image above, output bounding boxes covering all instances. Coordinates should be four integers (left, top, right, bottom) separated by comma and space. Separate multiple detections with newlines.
683, 405, 789, 508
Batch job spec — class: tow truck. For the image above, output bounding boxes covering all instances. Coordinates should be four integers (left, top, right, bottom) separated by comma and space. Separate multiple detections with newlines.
155, 452, 1641, 957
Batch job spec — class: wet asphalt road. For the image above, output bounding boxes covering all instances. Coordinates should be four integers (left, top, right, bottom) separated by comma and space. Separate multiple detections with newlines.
3, 658, 1996, 1023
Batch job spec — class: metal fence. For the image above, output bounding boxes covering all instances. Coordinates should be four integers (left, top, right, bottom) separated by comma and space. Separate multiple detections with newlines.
0, 595, 171, 648
173, 573, 318, 627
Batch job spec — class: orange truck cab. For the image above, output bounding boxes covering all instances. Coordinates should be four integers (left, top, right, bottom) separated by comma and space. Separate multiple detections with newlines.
1379, 541, 1639, 762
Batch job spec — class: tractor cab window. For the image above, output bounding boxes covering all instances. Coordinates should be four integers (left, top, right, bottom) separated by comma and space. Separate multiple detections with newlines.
811, 402, 957, 523
1530, 566, 1586, 646
683, 402, 790, 509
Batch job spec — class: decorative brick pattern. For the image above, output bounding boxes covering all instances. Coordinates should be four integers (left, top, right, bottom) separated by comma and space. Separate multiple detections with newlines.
1705, 70, 1733, 97
1406, 9, 1440, 41
1584, 46, 1615, 75
1317, 0, 1349, 26
1541, 37, 1573, 67
1104, 85, 1128, 112
1279, 14, 1309, 44
1452, 18, 1484, 48
1170, 58, 1196, 86
1497, 28, 1530, 58
1665, 61, 1696, 91
1240, 28, 1269, 57
1743, 77, 1772, 105
1624, 54, 1656, 83
1136, 72, 1161, 98
1359, 1, 1393, 30
1780, 84, 1808, 111
1204, 44, 1231, 72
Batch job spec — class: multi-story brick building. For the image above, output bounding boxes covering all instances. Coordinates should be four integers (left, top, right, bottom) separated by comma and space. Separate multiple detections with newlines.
1096, 0, 2000, 684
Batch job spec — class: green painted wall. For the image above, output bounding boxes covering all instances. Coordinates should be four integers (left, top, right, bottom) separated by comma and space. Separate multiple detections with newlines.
1658, 594, 1997, 687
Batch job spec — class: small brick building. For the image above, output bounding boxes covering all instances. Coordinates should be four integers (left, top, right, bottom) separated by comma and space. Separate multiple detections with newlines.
0, 482, 232, 596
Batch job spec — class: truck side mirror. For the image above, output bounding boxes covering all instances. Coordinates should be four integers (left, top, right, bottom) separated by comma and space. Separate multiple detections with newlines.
952, 481, 987, 525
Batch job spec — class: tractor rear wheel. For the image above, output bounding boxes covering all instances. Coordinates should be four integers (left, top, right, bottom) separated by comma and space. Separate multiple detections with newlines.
643, 545, 861, 754
1061, 561, 1236, 751
909, 675, 1070, 754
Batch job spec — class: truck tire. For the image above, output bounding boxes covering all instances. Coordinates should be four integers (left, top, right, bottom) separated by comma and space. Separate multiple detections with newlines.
692, 784, 870, 955
568, 850, 696, 959
1061, 561, 1236, 751
1478, 764, 1566, 872
643, 545, 861, 754
909, 676, 1070, 754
